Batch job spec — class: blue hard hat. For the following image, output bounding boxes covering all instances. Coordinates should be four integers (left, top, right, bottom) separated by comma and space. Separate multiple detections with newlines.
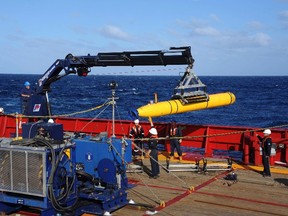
24, 81, 30, 86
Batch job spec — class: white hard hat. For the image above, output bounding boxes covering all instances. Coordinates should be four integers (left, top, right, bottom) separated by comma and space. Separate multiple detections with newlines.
149, 128, 158, 135
134, 119, 139, 124
0, 107, 4, 114
48, 118, 54, 123
263, 129, 271, 135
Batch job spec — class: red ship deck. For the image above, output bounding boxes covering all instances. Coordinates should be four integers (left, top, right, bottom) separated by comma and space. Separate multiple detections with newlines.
1, 114, 288, 216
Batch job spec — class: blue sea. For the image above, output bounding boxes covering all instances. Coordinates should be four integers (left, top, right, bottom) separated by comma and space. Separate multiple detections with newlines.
0, 74, 287, 128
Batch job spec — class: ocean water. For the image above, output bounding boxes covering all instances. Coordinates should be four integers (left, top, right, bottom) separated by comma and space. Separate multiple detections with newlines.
0, 74, 287, 128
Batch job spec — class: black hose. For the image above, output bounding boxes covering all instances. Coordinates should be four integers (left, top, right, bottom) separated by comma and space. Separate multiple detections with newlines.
33, 137, 78, 212
76, 170, 100, 185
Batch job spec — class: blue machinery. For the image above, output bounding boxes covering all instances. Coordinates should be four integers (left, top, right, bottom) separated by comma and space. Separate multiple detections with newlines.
0, 123, 132, 215
1, 77, 133, 215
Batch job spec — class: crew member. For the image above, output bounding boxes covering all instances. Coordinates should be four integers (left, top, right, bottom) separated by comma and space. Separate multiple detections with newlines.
20, 81, 33, 114
129, 119, 145, 157
257, 129, 272, 177
148, 127, 160, 179
168, 121, 183, 161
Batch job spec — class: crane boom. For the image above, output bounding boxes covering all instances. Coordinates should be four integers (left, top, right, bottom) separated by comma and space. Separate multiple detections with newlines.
37, 46, 194, 94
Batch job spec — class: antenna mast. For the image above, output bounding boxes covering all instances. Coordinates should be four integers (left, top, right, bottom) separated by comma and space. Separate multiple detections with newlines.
109, 81, 118, 138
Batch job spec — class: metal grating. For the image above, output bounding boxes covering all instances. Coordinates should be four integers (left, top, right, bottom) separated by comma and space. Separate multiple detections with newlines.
0, 148, 46, 197
0, 150, 11, 191
28, 152, 45, 195
12, 151, 26, 192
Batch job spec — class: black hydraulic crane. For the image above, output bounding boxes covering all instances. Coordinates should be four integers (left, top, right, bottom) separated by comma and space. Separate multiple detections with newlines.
36, 47, 194, 94
26, 47, 195, 118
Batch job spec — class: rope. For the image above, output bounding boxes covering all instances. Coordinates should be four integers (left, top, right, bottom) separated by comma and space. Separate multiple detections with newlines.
130, 171, 162, 205
55, 101, 113, 117
107, 138, 163, 204
132, 143, 192, 190
7, 101, 113, 119
131, 123, 288, 142
115, 103, 128, 137
79, 100, 112, 132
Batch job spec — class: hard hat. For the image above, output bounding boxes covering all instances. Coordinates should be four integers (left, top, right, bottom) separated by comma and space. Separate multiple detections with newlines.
48, 118, 54, 123
149, 128, 158, 135
24, 81, 30, 86
263, 129, 271, 135
0, 107, 4, 114
134, 119, 139, 124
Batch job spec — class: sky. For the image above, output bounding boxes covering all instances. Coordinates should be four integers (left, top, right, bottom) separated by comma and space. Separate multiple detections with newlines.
0, 0, 287, 76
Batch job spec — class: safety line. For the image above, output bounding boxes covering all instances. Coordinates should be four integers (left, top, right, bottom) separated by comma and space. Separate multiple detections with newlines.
7, 101, 113, 118
7, 110, 288, 142
115, 103, 129, 137
129, 143, 177, 204
132, 123, 288, 142
108, 139, 163, 204
132, 143, 191, 189
79, 101, 111, 131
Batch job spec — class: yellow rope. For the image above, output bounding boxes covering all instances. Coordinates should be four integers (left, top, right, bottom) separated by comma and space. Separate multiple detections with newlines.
6, 101, 113, 119
5, 104, 288, 142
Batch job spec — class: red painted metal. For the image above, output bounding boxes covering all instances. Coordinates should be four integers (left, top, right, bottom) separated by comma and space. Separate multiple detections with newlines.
243, 132, 250, 164
0, 114, 288, 166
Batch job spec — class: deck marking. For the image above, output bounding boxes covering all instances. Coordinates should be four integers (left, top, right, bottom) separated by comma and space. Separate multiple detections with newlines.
142, 170, 231, 215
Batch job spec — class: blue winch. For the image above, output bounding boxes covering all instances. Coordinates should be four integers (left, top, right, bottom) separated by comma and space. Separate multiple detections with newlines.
0, 122, 132, 215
